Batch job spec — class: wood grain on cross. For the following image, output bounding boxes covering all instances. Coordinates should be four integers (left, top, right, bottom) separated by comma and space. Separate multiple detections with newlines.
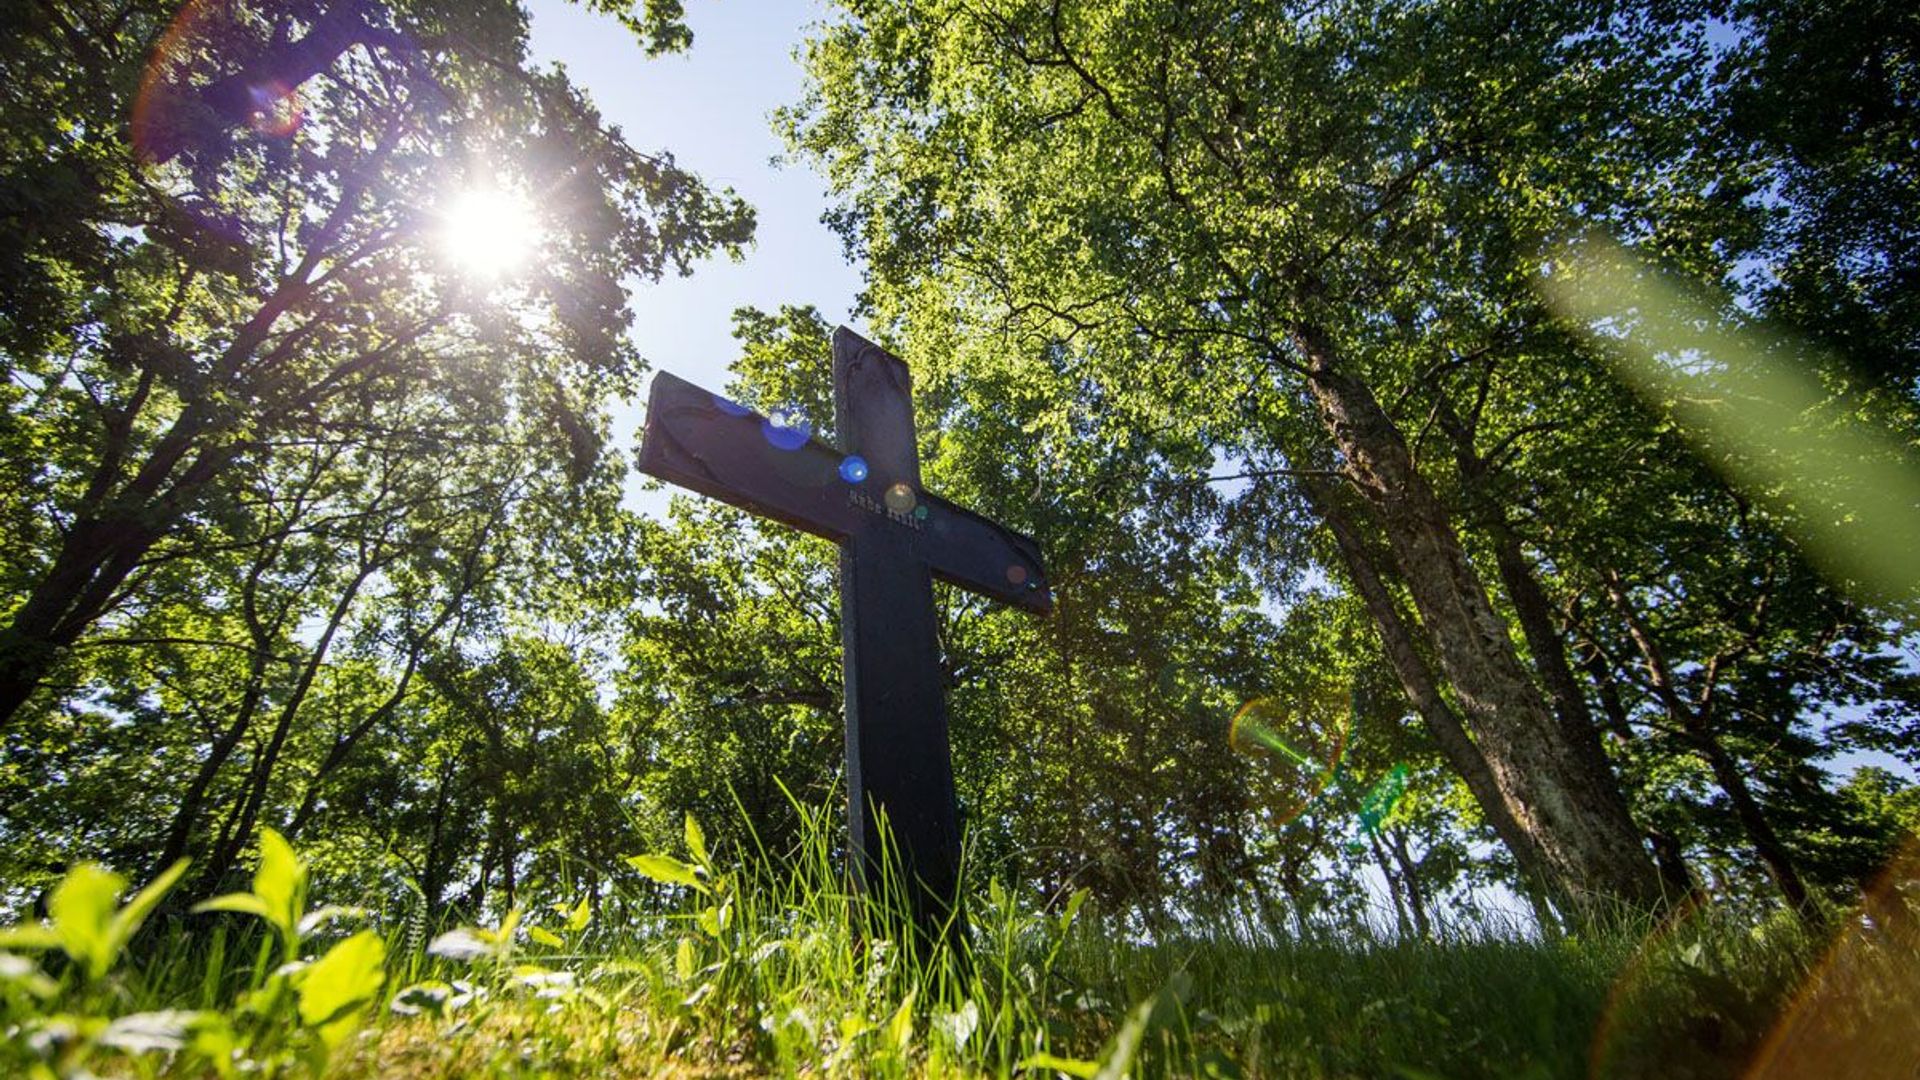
638, 327, 1051, 939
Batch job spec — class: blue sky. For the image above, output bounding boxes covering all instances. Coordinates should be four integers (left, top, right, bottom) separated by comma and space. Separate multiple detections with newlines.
526, 0, 863, 513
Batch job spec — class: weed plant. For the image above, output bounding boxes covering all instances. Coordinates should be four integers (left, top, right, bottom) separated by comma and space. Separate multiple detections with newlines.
1, 798, 1913, 1078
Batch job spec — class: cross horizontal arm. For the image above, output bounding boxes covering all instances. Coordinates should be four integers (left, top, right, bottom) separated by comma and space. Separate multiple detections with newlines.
917, 494, 1053, 615
637, 370, 862, 542
639, 367, 1052, 616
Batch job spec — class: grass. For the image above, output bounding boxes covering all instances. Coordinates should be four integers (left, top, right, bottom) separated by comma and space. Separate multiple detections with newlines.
2, 804, 1915, 1078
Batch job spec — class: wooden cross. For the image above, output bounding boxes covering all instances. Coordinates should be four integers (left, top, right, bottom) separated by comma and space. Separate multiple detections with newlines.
637, 326, 1051, 941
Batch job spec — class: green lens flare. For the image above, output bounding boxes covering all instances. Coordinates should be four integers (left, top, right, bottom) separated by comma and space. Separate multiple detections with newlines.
1229, 690, 1353, 826
1541, 236, 1920, 604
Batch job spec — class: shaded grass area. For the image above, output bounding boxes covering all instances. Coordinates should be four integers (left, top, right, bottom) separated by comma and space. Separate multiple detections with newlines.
3, 816, 1915, 1078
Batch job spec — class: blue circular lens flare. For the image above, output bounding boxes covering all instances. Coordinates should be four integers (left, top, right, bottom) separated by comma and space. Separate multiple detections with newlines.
839, 455, 869, 483
761, 408, 810, 451
711, 393, 751, 417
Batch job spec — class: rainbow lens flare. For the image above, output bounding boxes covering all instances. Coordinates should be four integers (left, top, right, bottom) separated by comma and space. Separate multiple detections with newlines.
1229, 688, 1353, 826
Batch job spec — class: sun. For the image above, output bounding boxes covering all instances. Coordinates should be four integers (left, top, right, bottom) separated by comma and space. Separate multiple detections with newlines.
438, 185, 541, 280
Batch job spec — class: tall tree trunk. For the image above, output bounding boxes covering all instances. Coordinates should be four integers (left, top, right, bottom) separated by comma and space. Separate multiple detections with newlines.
198, 557, 376, 890
1294, 322, 1662, 911
151, 670, 268, 880
1367, 830, 1415, 939
1432, 394, 1658, 894
1386, 829, 1433, 939
0, 403, 241, 728
1307, 477, 1562, 897
1601, 572, 1811, 910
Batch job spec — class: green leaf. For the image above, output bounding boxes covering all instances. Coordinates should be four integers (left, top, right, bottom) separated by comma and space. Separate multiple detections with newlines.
1060, 888, 1091, 931
297, 930, 386, 1048
1020, 1052, 1101, 1078
482, 906, 523, 948
50, 863, 126, 978
886, 989, 917, 1052
527, 926, 564, 949
1094, 974, 1189, 1080
564, 896, 592, 933
0, 924, 61, 950
627, 853, 707, 892
105, 858, 189, 967
192, 893, 274, 921
684, 813, 709, 865
253, 827, 306, 940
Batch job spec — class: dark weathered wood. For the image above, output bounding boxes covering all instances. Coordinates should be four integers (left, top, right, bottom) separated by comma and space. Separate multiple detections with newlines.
637, 326, 1051, 944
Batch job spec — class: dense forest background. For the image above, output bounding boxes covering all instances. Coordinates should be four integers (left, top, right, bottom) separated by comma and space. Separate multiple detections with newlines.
1, 0, 1916, 942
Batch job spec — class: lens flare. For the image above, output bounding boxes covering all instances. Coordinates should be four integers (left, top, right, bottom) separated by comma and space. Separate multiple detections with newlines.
711, 394, 752, 417
839, 455, 870, 483
761, 408, 810, 451
245, 80, 302, 137
439, 186, 540, 281
1541, 235, 1920, 603
1229, 688, 1352, 826
1590, 837, 1918, 1078
132, 1, 340, 164
884, 482, 917, 514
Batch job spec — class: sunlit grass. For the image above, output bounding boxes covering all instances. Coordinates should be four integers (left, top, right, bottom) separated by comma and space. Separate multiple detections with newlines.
2, 803, 1913, 1077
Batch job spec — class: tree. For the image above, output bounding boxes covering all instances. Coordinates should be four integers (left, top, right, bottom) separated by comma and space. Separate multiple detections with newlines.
0, 0, 752, 729
779, 0, 1773, 909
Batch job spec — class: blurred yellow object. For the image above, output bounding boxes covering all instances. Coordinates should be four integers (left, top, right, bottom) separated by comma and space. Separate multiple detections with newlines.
1542, 237, 1920, 604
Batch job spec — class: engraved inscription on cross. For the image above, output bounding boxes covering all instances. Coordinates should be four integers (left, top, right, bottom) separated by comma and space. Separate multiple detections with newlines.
637, 327, 1052, 939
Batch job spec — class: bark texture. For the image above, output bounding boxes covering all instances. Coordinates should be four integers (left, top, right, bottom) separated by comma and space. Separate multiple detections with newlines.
1294, 321, 1664, 910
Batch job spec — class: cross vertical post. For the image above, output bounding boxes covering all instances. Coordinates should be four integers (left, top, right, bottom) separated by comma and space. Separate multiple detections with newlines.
636, 325, 1051, 948
833, 329, 963, 939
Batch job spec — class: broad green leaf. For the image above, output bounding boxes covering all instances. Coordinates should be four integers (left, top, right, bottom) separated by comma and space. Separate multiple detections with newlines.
1060, 888, 1091, 931
482, 905, 523, 947
527, 926, 564, 949
627, 853, 707, 892
685, 813, 709, 865
50, 863, 126, 978
564, 896, 592, 933
887, 989, 917, 1051
105, 858, 189, 967
1092, 994, 1158, 1080
674, 937, 695, 982
1020, 1052, 1101, 1078
192, 893, 274, 921
253, 828, 306, 939
0, 924, 61, 950
1094, 974, 1189, 1080
297, 930, 386, 1048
